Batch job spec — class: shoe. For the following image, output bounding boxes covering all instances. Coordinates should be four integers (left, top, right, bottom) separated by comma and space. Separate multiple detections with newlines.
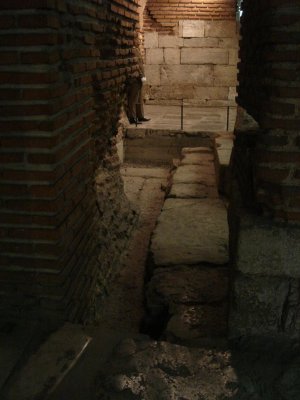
138, 117, 151, 122
129, 118, 142, 125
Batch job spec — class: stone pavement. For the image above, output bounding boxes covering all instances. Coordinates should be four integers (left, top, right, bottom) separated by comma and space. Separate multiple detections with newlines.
144, 146, 229, 345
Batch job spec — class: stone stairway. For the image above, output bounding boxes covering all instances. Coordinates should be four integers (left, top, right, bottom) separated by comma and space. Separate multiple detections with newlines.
143, 146, 229, 345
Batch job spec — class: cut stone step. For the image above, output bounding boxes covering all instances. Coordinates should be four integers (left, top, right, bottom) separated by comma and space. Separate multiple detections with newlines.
168, 182, 218, 198
172, 165, 216, 185
146, 265, 228, 316
4, 323, 91, 400
151, 198, 229, 266
181, 152, 214, 165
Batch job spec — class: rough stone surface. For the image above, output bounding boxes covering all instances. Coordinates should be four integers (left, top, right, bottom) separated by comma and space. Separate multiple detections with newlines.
97, 337, 300, 400
181, 152, 214, 165
229, 274, 300, 340
146, 265, 228, 314
204, 21, 237, 38
237, 216, 300, 278
166, 303, 228, 341
151, 198, 229, 265
97, 338, 237, 400
146, 48, 164, 64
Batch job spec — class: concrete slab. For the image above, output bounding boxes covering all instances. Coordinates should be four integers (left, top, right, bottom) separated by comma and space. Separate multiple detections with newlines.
151, 198, 229, 266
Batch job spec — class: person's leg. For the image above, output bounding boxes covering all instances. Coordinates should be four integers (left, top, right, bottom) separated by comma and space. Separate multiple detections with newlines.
136, 84, 150, 122
127, 79, 140, 121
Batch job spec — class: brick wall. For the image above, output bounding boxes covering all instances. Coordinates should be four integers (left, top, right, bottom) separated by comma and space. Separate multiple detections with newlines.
237, 0, 300, 222
0, 0, 139, 323
144, 0, 236, 32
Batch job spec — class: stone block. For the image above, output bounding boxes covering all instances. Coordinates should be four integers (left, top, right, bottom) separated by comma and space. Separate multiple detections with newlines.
236, 214, 300, 278
205, 21, 237, 38
164, 48, 180, 65
228, 86, 237, 100
144, 64, 160, 85
194, 86, 229, 101
218, 37, 239, 48
229, 274, 300, 339
158, 34, 183, 48
229, 49, 239, 65
161, 65, 213, 85
148, 84, 196, 100
144, 31, 158, 48
181, 48, 229, 65
169, 183, 218, 199
213, 65, 237, 86
146, 48, 164, 65
151, 198, 229, 266
183, 37, 219, 48
179, 20, 205, 38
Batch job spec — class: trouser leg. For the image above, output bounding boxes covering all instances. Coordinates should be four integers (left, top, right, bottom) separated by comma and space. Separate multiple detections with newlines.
127, 79, 142, 120
136, 85, 144, 119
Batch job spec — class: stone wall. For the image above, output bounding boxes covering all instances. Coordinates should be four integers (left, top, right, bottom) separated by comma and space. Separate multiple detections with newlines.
143, 20, 239, 111
228, 0, 300, 340
0, 0, 139, 324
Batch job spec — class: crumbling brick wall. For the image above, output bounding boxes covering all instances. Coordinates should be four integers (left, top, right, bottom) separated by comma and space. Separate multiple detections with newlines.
0, 0, 139, 323
237, 0, 300, 222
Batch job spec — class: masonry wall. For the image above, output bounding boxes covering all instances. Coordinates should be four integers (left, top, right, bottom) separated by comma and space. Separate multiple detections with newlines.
0, 0, 139, 324
237, 0, 300, 222
228, 1, 300, 340
143, 20, 238, 109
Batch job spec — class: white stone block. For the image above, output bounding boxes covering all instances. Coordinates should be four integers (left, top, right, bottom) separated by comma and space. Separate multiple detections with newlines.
144, 64, 160, 85
164, 48, 180, 65
181, 48, 229, 65
205, 21, 237, 38
146, 48, 164, 65
180, 20, 205, 38
158, 34, 183, 48
160, 65, 213, 86
229, 49, 239, 65
144, 31, 158, 48
213, 66, 237, 86
218, 38, 239, 49
183, 37, 219, 48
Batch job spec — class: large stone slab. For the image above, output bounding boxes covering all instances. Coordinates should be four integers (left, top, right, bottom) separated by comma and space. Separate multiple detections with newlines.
146, 265, 228, 315
183, 37, 219, 48
146, 48, 164, 65
181, 152, 214, 165
204, 21, 237, 38
213, 65, 237, 86
160, 65, 213, 85
144, 64, 160, 85
180, 20, 205, 38
144, 31, 158, 48
151, 198, 229, 265
158, 34, 183, 48
169, 183, 218, 199
163, 48, 180, 65
172, 165, 216, 185
181, 48, 229, 65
